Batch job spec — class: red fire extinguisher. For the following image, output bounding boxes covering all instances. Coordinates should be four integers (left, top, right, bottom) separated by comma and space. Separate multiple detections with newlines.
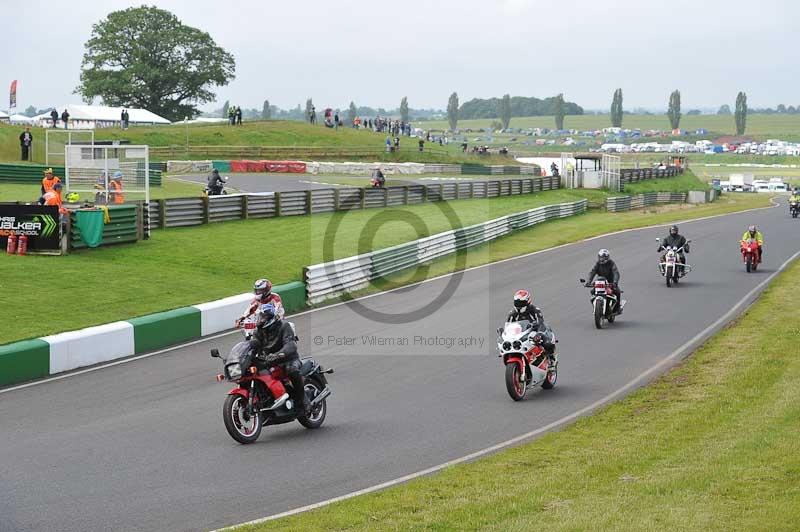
17, 234, 28, 255
6, 233, 17, 254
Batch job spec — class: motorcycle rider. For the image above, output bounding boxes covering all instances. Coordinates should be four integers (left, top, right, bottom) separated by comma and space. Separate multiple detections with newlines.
741, 225, 764, 263
789, 189, 800, 212
658, 225, 690, 276
235, 278, 284, 328
207, 168, 227, 195
370, 167, 385, 187
584, 249, 623, 313
251, 303, 309, 414
506, 290, 557, 367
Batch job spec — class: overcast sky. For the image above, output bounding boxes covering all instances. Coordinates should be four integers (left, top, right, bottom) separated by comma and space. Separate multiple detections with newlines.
2, 0, 797, 113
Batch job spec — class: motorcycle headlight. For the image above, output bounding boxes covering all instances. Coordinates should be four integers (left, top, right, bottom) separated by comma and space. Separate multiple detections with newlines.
502, 341, 511, 351
512, 341, 522, 350
226, 363, 242, 380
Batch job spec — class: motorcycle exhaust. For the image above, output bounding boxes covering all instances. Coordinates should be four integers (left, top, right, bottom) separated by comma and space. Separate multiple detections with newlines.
310, 387, 331, 406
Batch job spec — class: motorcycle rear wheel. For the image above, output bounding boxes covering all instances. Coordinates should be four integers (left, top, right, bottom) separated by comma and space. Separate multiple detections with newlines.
223, 394, 262, 444
298, 378, 327, 429
505, 363, 526, 401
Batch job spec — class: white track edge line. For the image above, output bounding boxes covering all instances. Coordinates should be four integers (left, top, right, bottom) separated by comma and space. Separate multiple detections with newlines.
0, 195, 780, 395
217, 247, 800, 531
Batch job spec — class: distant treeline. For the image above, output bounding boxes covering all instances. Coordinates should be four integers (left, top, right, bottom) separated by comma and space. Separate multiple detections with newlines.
458, 96, 584, 119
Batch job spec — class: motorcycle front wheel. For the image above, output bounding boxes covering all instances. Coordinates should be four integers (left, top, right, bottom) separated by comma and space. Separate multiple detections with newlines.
746, 256, 752, 273
505, 363, 526, 401
594, 299, 604, 329
298, 378, 327, 429
223, 394, 262, 444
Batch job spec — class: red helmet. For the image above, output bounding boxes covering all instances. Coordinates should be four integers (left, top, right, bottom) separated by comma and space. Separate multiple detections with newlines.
513, 289, 531, 309
254, 278, 272, 301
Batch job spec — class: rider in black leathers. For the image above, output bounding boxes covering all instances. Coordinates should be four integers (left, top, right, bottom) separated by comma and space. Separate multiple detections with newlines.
207, 169, 226, 195
250, 304, 309, 414
658, 225, 689, 276
585, 249, 623, 312
507, 290, 556, 363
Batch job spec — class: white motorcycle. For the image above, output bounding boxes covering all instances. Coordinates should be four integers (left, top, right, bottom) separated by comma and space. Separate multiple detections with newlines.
657, 238, 692, 287
496, 320, 558, 401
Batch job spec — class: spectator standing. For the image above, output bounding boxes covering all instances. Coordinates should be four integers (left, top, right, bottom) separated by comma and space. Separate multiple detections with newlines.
228, 106, 235, 125
418, 138, 424, 152
49, 109, 58, 128
19, 127, 33, 161
394, 137, 400, 151
109, 170, 125, 204
61, 109, 70, 129
121, 109, 129, 129
236, 106, 242, 125
386, 136, 392, 152
334, 112, 339, 130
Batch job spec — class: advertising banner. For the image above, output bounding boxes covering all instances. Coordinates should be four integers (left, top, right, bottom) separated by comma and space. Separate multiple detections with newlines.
0, 204, 60, 252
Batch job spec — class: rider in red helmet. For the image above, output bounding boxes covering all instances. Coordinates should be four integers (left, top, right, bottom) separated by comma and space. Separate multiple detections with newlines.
507, 289, 557, 365
235, 278, 285, 328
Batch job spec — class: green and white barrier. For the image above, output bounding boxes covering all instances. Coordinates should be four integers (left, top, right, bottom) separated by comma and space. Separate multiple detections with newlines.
0, 281, 306, 387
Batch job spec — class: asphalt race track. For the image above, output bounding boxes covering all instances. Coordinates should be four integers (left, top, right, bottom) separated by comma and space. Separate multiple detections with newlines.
2, 199, 798, 532
176, 173, 485, 193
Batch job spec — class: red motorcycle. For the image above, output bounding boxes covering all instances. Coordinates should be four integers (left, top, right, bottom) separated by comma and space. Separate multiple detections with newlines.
211, 342, 333, 444
740, 239, 761, 273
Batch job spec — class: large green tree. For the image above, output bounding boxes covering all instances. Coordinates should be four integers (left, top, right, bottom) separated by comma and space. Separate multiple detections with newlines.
735, 92, 747, 135
447, 92, 459, 130
610, 88, 623, 127
262, 100, 271, 120
499, 93, 512, 129
400, 96, 409, 123
553, 93, 565, 130
667, 90, 681, 129
76, 6, 235, 121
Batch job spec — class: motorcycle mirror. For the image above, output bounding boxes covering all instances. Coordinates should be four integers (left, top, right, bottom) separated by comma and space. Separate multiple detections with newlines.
496, 327, 503, 335
579, 278, 586, 284
686, 239, 692, 243
655, 237, 661, 242
210, 348, 221, 359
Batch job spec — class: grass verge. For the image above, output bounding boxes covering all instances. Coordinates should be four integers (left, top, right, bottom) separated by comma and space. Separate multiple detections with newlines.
622, 170, 709, 193
242, 253, 800, 532
0, 190, 769, 345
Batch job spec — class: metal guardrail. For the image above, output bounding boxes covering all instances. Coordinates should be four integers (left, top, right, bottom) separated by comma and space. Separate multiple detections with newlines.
304, 199, 588, 305
606, 192, 688, 212
145, 176, 560, 229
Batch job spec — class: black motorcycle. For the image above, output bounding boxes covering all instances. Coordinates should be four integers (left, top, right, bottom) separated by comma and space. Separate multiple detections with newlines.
580, 277, 624, 329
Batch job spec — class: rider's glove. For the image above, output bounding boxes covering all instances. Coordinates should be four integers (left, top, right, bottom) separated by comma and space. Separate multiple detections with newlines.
584, 282, 592, 287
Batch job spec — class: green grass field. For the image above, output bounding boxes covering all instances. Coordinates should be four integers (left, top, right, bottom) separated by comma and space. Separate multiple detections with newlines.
0, 172, 760, 345
0, 121, 513, 165
252, 252, 800, 532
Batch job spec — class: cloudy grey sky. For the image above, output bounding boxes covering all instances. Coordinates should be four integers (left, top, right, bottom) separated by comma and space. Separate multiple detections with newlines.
2, 0, 797, 113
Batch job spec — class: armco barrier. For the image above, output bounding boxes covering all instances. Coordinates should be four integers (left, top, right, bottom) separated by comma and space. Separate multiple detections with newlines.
606, 192, 688, 212
304, 199, 588, 305
0, 282, 309, 388
144, 176, 559, 229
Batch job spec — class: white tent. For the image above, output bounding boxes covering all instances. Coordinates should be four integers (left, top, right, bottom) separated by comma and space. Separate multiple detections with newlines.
9, 114, 34, 124
0, 110, 9, 122
35, 104, 171, 128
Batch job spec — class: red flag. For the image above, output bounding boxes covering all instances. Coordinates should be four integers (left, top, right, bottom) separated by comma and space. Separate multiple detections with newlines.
9, 80, 17, 109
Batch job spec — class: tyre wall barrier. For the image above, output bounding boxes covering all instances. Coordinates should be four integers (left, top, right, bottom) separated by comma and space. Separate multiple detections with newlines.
0, 282, 307, 387
606, 192, 688, 212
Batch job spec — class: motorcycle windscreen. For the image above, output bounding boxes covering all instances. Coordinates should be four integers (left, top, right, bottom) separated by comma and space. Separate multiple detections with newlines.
502, 320, 532, 339
226, 341, 253, 365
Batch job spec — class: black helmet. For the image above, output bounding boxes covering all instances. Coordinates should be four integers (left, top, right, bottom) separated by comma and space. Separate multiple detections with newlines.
669, 225, 678, 236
